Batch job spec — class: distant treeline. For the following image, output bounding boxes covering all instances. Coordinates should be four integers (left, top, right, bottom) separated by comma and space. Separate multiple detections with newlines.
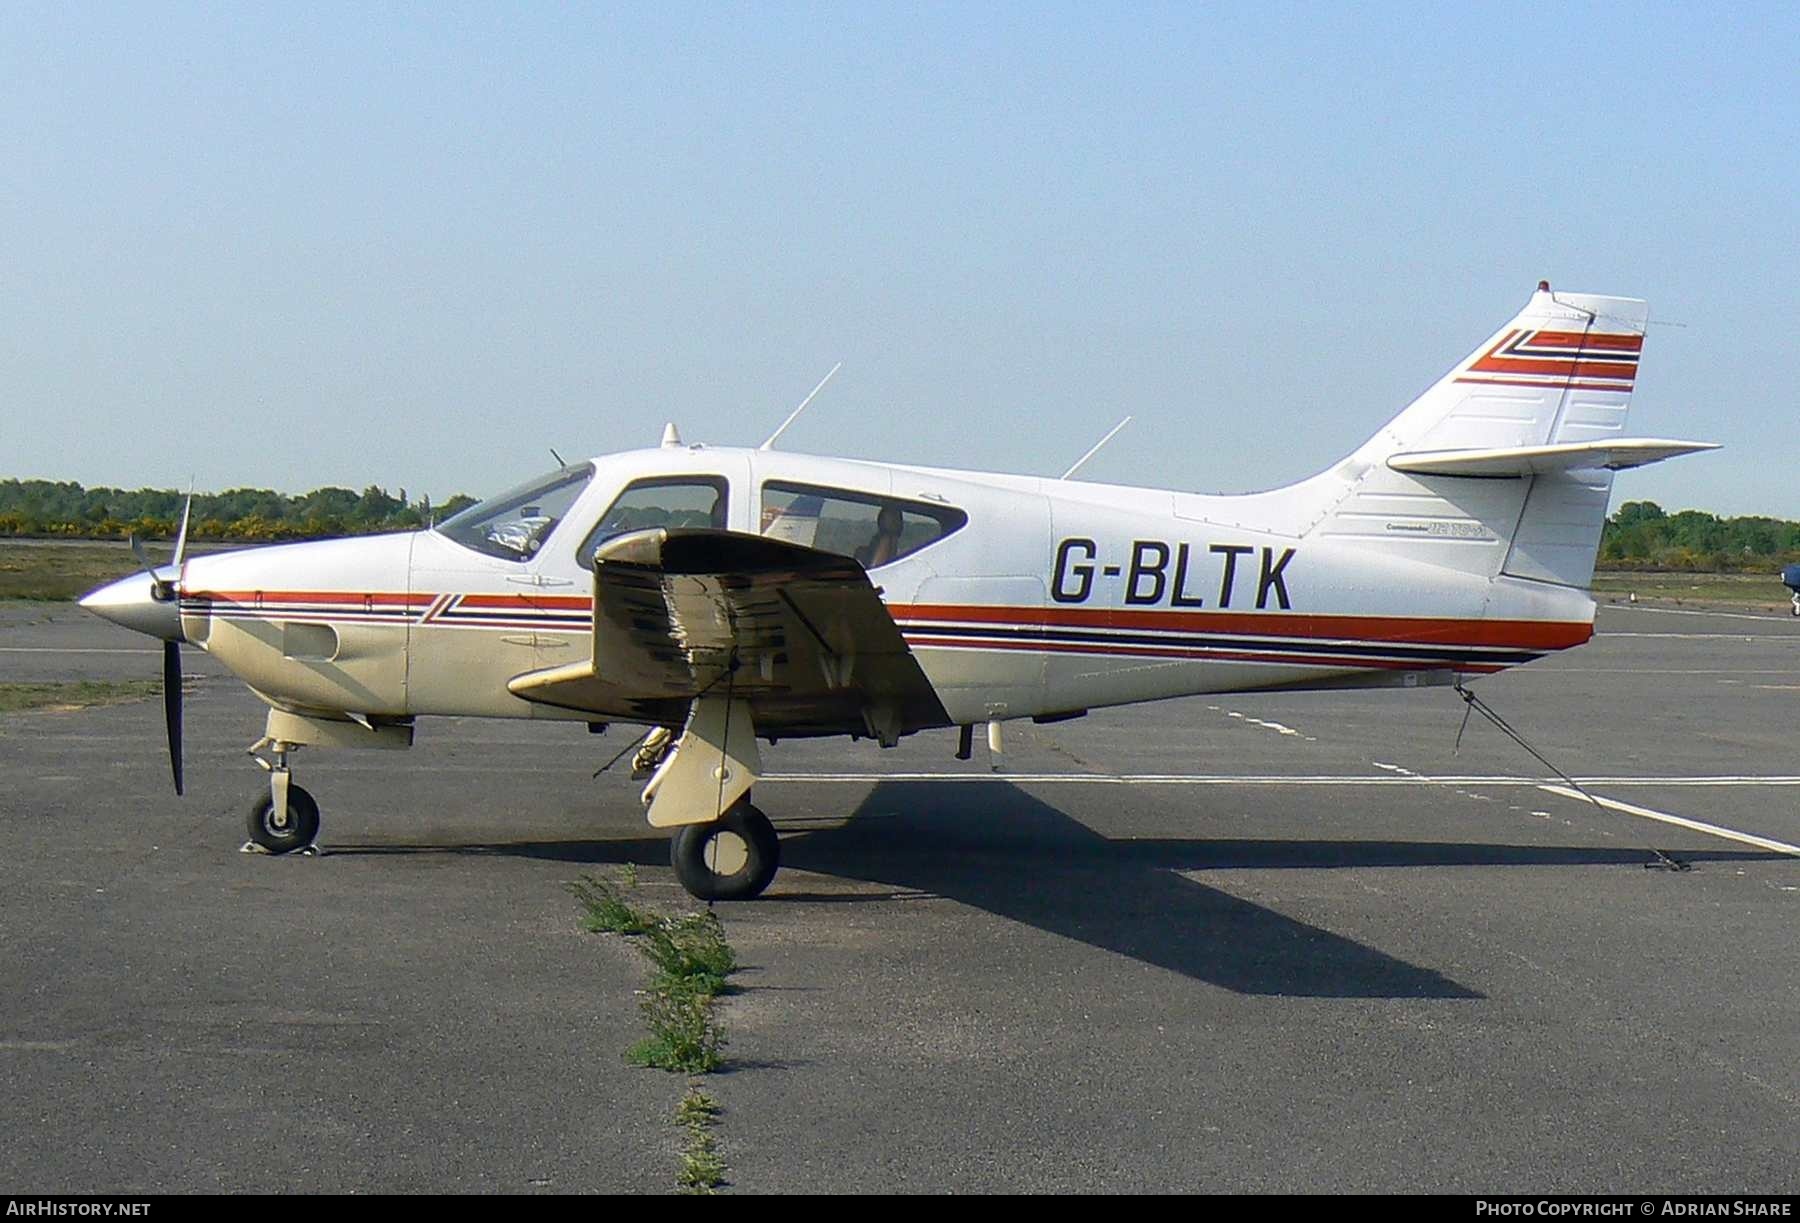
0, 479, 478, 542
1598, 501, 1800, 572
1, 482, 1794, 571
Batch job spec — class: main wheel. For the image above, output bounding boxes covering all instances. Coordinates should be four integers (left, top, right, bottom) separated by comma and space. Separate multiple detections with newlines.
246, 785, 321, 854
670, 801, 780, 901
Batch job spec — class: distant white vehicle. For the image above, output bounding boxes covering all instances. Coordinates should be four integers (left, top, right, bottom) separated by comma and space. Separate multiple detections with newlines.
83, 282, 1714, 900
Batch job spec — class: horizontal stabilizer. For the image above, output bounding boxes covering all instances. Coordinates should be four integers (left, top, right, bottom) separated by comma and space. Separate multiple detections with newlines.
1388, 438, 1719, 479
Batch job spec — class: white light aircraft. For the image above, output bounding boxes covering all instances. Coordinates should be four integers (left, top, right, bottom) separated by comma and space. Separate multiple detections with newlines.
82, 283, 1716, 900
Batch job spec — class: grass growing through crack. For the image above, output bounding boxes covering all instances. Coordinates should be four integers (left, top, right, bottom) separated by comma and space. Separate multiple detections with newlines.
637, 911, 738, 997
627, 986, 725, 1074
674, 1085, 725, 1194
626, 912, 736, 1073
569, 866, 738, 1073
565, 866, 657, 935
571, 866, 740, 1189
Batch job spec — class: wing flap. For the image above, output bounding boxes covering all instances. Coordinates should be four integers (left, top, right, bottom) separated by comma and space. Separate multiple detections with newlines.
508, 528, 949, 740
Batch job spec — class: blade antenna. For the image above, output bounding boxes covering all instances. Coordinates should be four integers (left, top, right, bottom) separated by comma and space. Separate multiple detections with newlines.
759, 362, 842, 451
1060, 415, 1133, 480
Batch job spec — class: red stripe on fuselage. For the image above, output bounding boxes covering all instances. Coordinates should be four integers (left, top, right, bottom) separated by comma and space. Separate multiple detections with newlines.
184, 589, 433, 607
889, 604, 1591, 651
454, 593, 593, 610
182, 591, 1591, 658
902, 634, 1509, 674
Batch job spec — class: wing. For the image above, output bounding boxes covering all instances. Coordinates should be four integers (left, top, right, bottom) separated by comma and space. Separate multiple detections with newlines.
507, 528, 951, 742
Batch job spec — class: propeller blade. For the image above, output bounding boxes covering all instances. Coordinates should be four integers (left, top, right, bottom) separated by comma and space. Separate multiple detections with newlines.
172, 487, 193, 569
128, 532, 176, 602
162, 640, 184, 796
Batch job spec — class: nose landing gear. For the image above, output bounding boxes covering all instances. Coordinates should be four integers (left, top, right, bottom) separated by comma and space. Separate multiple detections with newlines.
244, 737, 321, 855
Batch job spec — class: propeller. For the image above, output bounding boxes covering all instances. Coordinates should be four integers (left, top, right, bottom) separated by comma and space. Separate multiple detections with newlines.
163, 639, 184, 796
127, 490, 194, 795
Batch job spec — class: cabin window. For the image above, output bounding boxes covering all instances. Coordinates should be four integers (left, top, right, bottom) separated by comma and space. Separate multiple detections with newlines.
436, 464, 595, 561
577, 476, 729, 568
759, 482, 966, 568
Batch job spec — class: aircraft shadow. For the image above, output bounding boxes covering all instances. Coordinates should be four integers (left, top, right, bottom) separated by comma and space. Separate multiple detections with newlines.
774, 781, 1786, 1000
768, 780, 1485, 999
328, 782, 1785, 1000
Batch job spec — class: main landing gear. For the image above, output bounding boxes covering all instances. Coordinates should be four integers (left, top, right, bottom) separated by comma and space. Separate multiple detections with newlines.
644, 695, 783, 901
670, 799, 781, 901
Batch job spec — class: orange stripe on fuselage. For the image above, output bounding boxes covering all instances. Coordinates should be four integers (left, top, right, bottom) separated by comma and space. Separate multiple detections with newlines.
901, 634, 1510, 673
184, 589, 433, 606
454, 593, 593, 610
889, 604, 1592, 651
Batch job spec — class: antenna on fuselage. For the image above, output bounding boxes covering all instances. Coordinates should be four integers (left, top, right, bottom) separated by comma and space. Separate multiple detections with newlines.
550, 448, 567, 467
1059, 415, 1133, 480
759, 362, 843, 451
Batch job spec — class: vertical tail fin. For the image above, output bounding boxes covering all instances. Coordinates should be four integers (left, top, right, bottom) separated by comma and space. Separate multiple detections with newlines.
1308, 283, 1652, 588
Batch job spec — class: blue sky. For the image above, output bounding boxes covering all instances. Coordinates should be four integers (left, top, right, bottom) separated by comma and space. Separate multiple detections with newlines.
4, 4, 1796, 515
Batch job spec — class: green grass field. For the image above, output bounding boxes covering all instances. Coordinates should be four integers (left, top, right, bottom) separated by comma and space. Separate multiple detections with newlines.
0, 541, 150, 602
0, 680, 162, 713
1588, 571, 1794, 613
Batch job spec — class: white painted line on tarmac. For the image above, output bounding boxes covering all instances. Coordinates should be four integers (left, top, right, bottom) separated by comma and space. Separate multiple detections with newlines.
1596, 632, 1800, 640
1537, 785, 1800, 857
1600, 605, 1795, 624
762, 771, 1800, 788
0, 647, 159, 654
761, 770, 1800, 857
1532, 668, 1796, 675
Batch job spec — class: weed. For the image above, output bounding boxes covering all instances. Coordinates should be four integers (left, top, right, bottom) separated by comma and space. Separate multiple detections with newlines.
675, 1086, 720, 1128
636, 911, 738, 996
565, 871, 657, 936
627, 985, 725, 1074
675, 1086, 725, 1193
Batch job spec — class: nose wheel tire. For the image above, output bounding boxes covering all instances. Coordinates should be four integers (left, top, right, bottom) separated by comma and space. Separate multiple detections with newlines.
670, 801, 780, 901
247, 786, 321, 854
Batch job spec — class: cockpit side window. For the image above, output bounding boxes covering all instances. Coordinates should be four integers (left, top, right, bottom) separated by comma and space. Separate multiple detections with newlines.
577, 476, 728, 569
435, 464, 595, 562
760, 482, 967, 569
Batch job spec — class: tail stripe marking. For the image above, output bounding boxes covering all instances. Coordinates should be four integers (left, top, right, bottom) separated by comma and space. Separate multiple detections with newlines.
1456, 329, 1641, 391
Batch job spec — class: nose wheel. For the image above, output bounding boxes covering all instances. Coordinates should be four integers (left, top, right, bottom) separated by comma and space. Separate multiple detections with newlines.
244, 736, 321, 854
247, 785, 320, 854
669, 799, 780, 901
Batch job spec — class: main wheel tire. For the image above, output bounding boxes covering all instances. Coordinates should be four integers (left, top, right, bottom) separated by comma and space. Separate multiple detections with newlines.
670, 801, 780, 901
247, 785, 321, 854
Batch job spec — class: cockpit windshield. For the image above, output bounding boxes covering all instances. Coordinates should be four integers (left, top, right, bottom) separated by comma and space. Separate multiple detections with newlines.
435, 464, 595, 561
